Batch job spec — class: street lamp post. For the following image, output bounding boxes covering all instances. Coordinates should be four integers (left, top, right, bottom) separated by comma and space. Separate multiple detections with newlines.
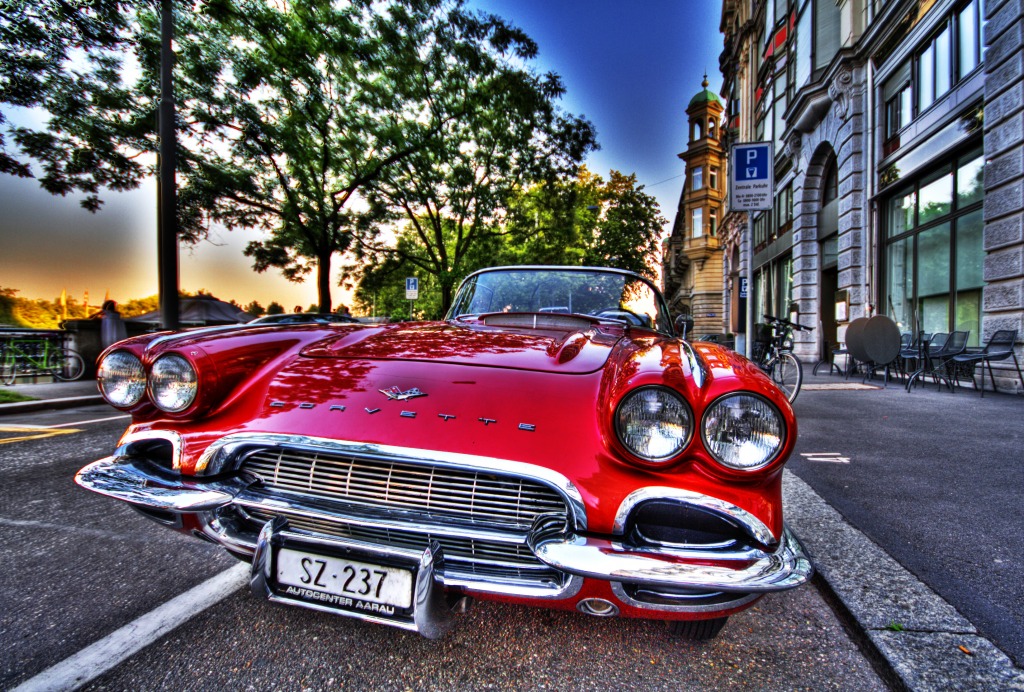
157, 0, 179, 330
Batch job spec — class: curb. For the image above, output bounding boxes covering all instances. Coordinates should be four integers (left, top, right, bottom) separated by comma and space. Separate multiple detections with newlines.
0, 395, 104, 415
784, 471, 1024, 691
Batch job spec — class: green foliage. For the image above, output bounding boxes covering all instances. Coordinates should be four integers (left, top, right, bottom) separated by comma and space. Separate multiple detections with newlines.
266, 302, 284, 315
0, 0, 141, 211
243, 301, 264, 317
118, 295, 160, 319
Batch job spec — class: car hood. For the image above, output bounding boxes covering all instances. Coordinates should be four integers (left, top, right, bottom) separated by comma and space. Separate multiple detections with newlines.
300, 321, 621, 375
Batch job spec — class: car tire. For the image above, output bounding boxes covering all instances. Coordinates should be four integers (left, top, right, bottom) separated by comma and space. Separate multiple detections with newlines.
666, 616, 729, 640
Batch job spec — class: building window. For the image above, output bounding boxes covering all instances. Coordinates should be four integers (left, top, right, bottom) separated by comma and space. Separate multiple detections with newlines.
777, 183, 794, 233
883, 147, 983, 344
692, 166, 703, 191
958, 0, 983, 80
709, 167, 719, 190
692, 121, 703, 141
883, 60, 913, 145
708, 118, 717, 140
692, 208, 703, 238
709, 208, 718, 236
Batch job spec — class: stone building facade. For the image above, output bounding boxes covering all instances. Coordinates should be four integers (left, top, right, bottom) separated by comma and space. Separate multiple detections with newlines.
714, 0, 1023, 391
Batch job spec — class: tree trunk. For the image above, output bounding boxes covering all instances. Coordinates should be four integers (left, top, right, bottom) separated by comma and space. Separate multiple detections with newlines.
317, 252, 332, 313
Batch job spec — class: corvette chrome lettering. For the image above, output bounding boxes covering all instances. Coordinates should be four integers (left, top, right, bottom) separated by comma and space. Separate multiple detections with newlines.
380, 386, 427, 401
518, 423, 537, 432
438, 414, 455, 421
365, 407, 381, 414
479, 418, 497, 426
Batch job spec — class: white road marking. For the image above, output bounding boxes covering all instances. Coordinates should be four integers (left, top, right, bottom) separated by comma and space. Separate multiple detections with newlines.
48, 414, 130, 428
800, 452, 851, 463
12, 562, 250, 692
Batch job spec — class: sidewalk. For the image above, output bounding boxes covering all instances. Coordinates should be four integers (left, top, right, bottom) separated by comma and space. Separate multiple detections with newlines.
0, 378, 103, 414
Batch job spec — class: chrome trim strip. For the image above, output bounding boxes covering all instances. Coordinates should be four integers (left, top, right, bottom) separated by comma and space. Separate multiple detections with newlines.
609, 582, 761, 613
529, 526, 811, 593
118, 429, 184, 470
234, 493, 535, 546
144, 324, 247, 352
193, 433, 587, 531
75, 458, 242, 512
611, 486, 778, 548
680, 342, 707, 389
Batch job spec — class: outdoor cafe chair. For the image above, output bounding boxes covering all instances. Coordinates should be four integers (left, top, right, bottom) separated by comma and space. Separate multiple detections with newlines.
950, 329, 1023, 397
921, 330, 969, 392
905, 332, 947, 392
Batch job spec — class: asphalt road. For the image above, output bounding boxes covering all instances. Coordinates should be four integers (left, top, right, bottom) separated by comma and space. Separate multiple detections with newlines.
790, 376, 1024, 668
0, 405, 885, 690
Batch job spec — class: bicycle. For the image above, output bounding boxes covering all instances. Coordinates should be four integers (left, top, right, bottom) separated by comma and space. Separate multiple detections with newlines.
0, 336, 85, 385
752, 314, 810, 403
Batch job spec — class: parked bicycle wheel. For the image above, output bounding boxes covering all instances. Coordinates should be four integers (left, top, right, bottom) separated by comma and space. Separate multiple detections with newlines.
768, 352, 803, 403
1, 355, 17, 386
46, 348, 86, 381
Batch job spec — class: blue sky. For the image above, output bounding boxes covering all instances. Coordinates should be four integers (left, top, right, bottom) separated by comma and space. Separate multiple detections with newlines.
0, 1, 723, 307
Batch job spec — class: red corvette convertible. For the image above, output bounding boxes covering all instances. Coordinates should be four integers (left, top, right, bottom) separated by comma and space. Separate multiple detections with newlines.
77, 266, 811, 640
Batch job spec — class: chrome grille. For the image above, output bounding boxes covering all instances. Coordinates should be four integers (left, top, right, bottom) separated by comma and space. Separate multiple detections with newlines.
237, 445, 571, 591
242, 448, 567, 529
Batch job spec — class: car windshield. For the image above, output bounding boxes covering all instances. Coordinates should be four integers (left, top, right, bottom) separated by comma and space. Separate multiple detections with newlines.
447, 267, 673, 333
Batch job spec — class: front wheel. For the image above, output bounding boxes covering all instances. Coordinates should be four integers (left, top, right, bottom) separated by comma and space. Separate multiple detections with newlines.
1, 355, 17, 386
667, 616, 729, 640
46, 348, 85, 381
767, 352, 803, 403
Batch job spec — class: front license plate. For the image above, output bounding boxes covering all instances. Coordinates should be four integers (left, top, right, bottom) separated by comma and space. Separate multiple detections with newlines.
276, 548, 413, 609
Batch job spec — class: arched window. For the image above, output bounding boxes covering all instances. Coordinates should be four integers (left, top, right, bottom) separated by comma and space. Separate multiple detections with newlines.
708, 118, 717, 139
692, 121, 703, 141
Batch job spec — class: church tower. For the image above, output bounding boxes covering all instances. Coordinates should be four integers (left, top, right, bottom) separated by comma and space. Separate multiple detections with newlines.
663, 76, 726, 336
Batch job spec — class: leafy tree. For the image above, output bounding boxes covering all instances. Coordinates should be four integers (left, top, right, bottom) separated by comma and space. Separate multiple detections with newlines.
265, 301, 284, 315
583, 171, 666, 279
355, 10, 597, 312
125, 0, 549, 313
0, 0, 140, 211
243, 300, 264, 317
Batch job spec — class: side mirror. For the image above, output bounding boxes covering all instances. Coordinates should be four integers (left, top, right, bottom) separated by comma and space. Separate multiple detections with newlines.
674, 314, 694, 339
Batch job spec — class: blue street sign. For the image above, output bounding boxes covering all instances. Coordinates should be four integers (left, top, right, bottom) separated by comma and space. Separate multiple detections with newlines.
729, 142, 774, 211
405, 277, 419, 300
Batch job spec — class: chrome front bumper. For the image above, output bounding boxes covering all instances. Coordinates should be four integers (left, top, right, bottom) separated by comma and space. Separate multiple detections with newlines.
76, 455, 812, 600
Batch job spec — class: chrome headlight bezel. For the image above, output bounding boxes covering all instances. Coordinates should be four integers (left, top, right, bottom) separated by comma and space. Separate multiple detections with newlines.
614, 386, 694, 463
701, 393, 785, 472
97, 350, 146, 408
148, 354, 198, 413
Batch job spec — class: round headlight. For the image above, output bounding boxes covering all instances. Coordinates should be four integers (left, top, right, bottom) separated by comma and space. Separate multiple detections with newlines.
615, 387, 692, 462
149, 354, 198, 412
702, 394, 783, 471
97, 351, 146, 407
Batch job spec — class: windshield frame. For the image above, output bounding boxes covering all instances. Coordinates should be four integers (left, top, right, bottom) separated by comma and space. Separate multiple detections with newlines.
446, 265, 675, 335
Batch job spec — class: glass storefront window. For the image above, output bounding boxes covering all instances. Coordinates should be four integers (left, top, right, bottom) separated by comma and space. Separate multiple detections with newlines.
957, 152, 983, 207
917, 222, 951, 333
883, 147, 985, 342
918, 171, 952, 224
886, 236, 914, 332
887, 189, 916, 236
955, 209, 984, 345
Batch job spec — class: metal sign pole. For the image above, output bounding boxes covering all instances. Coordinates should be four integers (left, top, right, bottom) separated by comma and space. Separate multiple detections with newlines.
745, 215, 754, 359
